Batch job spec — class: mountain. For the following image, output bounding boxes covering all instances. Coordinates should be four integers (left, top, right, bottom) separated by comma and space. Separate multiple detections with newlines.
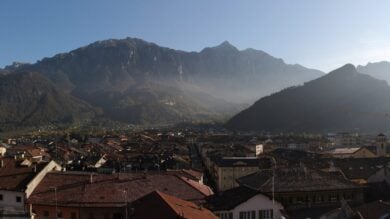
6, 37, 323, 126
357, 61, 390, 84
227, 64, 390, 133
0, 72, 96, 129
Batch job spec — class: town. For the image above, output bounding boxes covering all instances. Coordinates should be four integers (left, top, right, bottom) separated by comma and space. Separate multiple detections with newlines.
3, 1, 390, 218
1, 129, 390, 218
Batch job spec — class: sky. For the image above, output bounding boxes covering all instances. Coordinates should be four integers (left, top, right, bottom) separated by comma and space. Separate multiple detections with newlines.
1, 0, 390, 72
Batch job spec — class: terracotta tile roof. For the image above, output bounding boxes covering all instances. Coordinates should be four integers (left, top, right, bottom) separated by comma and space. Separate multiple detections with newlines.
27, 171, 212, 207
133, 191, 218, 219
182, 169, 203, 180
178, 176, 213, 196
0, 157, 46, 191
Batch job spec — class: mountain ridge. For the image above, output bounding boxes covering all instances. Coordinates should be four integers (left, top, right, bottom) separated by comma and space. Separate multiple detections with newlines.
2, 37, 323, 127
0, 71, 97, 129
226, 64, 390, 133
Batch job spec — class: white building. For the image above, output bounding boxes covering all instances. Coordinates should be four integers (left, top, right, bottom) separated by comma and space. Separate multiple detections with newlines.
208, 187, 286, 219
0, 157, 60, 218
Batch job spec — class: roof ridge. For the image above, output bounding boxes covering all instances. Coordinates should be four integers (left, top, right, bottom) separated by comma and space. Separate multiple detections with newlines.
176, 175, 212, 196
154, 190, 190, 216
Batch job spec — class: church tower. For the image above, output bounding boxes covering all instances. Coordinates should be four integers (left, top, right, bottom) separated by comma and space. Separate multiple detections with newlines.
376, 133, 387, 156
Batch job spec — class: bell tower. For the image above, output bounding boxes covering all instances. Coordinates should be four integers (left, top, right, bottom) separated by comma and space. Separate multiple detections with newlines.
376, 133, 387, 156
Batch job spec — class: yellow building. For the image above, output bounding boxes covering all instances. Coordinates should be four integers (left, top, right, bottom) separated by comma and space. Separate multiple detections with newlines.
211, 157, 270, 191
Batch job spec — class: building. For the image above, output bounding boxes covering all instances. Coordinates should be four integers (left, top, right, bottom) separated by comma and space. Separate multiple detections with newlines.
334, 132, 361, 148
0, 146, 6, 157
376, 133, 389, 157
320, 200, 390, 219
322, 157, 390, 185
244, 144, 264, 156
0, 157, 60, 218
324, 147, 376, 158
237, 167, 364, 211
28, 171, 214, 219
206, 186, 286, 219
210, 157, 272, 191
133, 190, 218, 219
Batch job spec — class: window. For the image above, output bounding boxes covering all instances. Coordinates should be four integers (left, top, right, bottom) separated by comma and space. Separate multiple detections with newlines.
328, 194, 337, 202
218, 212, 233, 219
259, 209, 274, 219
43, 211, 49, 219
239, 211, 255, 219
16, 196, 22, 203
0, 194, 3, 201
58, 211, 63, 219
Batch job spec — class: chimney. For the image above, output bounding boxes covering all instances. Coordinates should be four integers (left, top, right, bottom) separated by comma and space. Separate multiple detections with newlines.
90, 174, 93, 184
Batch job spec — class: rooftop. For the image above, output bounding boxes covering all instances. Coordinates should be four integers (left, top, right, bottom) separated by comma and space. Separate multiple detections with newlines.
27, 171, 213, 207
328, 147, 362, 154
212, 156, 272, 168
0, 157, 47, 191
237, 167, 362, 193
133, 191, 218, 219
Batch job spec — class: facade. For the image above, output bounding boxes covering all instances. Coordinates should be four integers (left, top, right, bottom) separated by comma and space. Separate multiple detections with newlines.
211, 157, 271, 191
334, 132, 361, 148
237, 167, 365, 210
0, 157, 60, 218
0, 146, 6, 157
376, 133, 389, 156
207, 187, 285, 219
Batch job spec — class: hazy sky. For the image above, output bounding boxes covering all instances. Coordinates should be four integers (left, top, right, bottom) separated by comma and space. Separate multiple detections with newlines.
1, 0, 390, 72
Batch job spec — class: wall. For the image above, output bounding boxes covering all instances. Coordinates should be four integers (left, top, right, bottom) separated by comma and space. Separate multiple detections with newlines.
0, 190, 25, 211
32, 205, 125, 219
217, 166, 259, 191
215, 193, 284, 219
25, 161, 61, 198
32, 205, 79, 219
